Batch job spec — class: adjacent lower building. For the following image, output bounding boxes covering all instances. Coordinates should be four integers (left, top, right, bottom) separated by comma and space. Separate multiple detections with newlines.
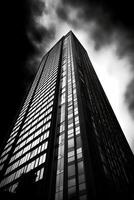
0, 31, 134, 200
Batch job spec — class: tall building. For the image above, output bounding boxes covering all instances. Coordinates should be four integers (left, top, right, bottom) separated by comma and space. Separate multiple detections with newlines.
0, 31, 134, 200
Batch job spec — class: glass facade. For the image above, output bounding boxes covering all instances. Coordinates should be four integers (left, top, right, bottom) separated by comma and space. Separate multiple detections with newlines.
0, 31, 134, 200
55, 36, 87, 200
0, 39, 62, 193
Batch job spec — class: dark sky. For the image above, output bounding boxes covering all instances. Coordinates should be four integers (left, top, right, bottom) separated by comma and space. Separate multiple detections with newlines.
0, 0, 56, 147
1, 0, 37, 146
1, 0, 134, 148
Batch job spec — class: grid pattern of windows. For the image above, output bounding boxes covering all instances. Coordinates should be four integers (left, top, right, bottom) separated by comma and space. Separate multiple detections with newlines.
55, 38, 67, 200
55, 34, 87, 200
67, 36, 87, 200
0, 40, 62, 192
73, 34, 134, 193
0, 31, 133, 199
0, 55, 48, 174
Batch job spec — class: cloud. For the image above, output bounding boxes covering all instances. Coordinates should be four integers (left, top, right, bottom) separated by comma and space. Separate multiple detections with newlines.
26, 0, 56, 72
25, 0, 134, 152
56, 6, 68, 21
125, 79, 134, 118
55, 0, 134, 118
30, 0, 46, 17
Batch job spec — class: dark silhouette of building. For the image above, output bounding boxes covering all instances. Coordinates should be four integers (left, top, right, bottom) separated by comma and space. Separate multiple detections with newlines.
0, 31, 134, 200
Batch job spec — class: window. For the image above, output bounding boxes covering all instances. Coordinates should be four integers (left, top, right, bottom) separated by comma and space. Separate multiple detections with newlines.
79, 183, 86, 191
56, 173, 63, 191
80, 194, 87, 200
68, 151, 74, 157
58, 134, 64, 145
68, 129, 73, 135
60, 122, 65, 132
78, 161, 84, 174
68, 164, 75, 177
68, 138, 74, 148
68, 109, 73, 115
55, 191, 63, 200
68, 156, 75, 163
60, 104, 65, 122
68, 177, 76, 187
68, 113, 73, 119
68, 123, 73, 129
78, 174, 85, 184
68, 186, 76, 195
68, 133, 74, 139
58, 145, 64, 159
61, 93, 65, 104
57, 158, 64, 173
68, 118, 73, 125
76, 136, 82, 148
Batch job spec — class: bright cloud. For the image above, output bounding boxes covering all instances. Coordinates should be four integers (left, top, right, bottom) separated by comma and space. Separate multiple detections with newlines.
32, 0, 134, 153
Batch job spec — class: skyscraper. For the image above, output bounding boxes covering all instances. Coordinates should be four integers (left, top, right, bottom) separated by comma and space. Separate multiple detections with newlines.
0, 31, 134, 200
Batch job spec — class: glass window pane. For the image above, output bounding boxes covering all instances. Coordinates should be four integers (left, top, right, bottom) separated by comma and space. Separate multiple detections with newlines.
68, 186, 76, 195
68, 178, 76, 187
79, 183, 86, 191
68, 164, 75, 177
78, 161, 84, 174
68, 138, 74, 148
80, 195, 87, 200
79, 174, 85, 183
76, 136, 82, 148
